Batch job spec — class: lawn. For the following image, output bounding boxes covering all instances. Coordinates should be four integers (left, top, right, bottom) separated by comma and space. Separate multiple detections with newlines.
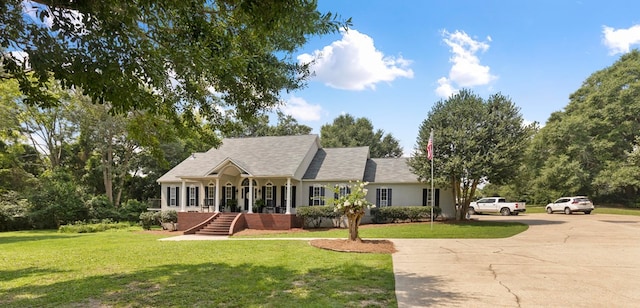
0, 220, 530, 307
0, 230, 395, 307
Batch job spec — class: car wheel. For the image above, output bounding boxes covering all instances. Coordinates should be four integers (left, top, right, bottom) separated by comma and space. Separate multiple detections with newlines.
468, 207, 476, 215
564, 207, 572, 215
500, 207, 511, 216
585, 211, 591, 215
546, 207, 553, 214
513, 212, 519, 216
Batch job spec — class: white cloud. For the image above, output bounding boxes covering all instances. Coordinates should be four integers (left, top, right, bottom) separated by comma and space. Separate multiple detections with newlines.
297, 29, 414, 90
435, 77, 457, 98
281, 96, 322, 121
602, 25, 640, 55
435, 30, 497, 97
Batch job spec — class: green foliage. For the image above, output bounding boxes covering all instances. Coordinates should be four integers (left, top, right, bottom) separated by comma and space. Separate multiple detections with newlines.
522, 50, 640, 205
409, 89, 531, 219
224, 111, 312, 138
118, 199, 150, 222
159, 210, 178, 223
332, 180, 372, 240
138, 210, 175, 230
370, 206, 441, 224
27, 169, 88, 228
320, 114, 403, 158
0, 190, 31, 231
295, 205, 339, 228
2, 0, 350, 135
86, 195, 119, 222
139, 211, 158, 230
58, 220, 132, 233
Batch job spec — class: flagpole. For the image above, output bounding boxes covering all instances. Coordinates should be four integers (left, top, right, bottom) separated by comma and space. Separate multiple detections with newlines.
429, 130, 434, 230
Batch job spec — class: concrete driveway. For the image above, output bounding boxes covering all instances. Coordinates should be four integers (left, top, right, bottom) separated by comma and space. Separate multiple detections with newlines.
392, 213, 640, 307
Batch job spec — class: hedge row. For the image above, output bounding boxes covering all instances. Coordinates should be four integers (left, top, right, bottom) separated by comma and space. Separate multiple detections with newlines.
58, 219, 134, 233
295, 206, 340, 228
370, 206, 441, 223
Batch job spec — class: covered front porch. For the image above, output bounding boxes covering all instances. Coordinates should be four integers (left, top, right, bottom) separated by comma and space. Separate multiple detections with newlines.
168, 158, 299, 214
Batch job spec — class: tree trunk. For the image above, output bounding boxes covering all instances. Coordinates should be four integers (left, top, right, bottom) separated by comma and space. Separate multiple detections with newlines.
103, 144, 114, 204
347, 213, 363, 242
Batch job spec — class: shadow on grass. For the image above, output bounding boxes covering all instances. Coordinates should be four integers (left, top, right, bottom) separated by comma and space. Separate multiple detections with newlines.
0, 267, 70, 284
1, 262, 396, 307
0, 234, 83, 245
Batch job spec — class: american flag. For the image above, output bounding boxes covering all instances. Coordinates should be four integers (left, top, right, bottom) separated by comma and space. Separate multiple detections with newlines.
427, 131, 433, 161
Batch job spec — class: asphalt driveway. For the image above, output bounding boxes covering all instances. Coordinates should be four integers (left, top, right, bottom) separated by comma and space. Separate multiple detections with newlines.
392, 213, 640, 307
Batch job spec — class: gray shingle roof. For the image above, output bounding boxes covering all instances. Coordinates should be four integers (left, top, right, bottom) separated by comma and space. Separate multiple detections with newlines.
302, 147, 370, 181
363, 157, 419, 183
157, 134, 319, 182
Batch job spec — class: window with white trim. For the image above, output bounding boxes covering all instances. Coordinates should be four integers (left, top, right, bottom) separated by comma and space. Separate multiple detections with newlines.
338, 185, 350, 198
189, 186, 197, 206
312, 186, 324, 206
380, 188, 388, 206
207, 183, 215, 206
376, 188, 392, 207
169, 187, 177, 206
265, 183, 273, 203
225, 184, 233, 204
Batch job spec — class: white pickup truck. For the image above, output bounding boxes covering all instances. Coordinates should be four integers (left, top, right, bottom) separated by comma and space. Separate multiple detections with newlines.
468, 197, 526, 216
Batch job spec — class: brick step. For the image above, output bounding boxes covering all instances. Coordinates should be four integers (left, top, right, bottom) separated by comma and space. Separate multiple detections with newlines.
196, 230, 228, 235
194, 213, 239, 236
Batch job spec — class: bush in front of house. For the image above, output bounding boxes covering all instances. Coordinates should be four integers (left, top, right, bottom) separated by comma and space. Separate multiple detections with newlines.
139, 211, 159, 230
139, 210, 177, 230
296, 205, 340, 228
370, 206, 441, 224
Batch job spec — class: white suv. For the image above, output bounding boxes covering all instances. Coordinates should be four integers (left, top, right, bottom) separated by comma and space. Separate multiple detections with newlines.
546, 196, 594, 215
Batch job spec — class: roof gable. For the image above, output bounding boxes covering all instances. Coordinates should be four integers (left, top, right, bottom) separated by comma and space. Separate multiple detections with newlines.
157, 134, 319, 182
364, 157, 419, 183
302, 147, 370, 181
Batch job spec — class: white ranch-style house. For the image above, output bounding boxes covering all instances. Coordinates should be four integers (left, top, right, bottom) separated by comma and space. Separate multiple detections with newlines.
157, 135, 453, 232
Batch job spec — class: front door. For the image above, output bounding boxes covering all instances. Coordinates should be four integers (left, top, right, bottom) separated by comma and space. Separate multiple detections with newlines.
243, 186, 259, 211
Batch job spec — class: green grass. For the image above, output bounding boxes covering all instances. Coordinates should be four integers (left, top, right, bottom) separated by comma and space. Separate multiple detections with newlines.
235, 221, 529, 239
0, 229, 395, 307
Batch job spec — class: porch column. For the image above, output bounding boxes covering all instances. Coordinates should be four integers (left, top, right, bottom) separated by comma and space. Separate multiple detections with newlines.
215, 178, 220, 213
248, 177, 254, 213
286, 177, 292, 214
199, 182, 205, 212
180, 180, 186, 212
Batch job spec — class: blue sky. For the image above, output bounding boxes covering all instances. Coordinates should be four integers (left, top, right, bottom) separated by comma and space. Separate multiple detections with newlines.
274, 0, 640, 156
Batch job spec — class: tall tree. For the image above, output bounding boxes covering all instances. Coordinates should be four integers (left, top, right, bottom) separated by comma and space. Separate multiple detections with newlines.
320, 114, 403, 158
409, 89, 531, 220
1, 0, 349, 132
224, 111, 311, 138
17, 81, 77, 170
524, 50, 640, 205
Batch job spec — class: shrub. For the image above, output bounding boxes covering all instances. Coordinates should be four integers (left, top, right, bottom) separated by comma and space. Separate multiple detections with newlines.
139, 211, 158, 230
295, 206, 339, 228
118, 199, 150, 222
27, 169, 88, 228
58, 220, 132, 233
370, 206, 441, 224
160, 210, 178, 223
86, 195, 119, 222
0, 191, 31, 231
